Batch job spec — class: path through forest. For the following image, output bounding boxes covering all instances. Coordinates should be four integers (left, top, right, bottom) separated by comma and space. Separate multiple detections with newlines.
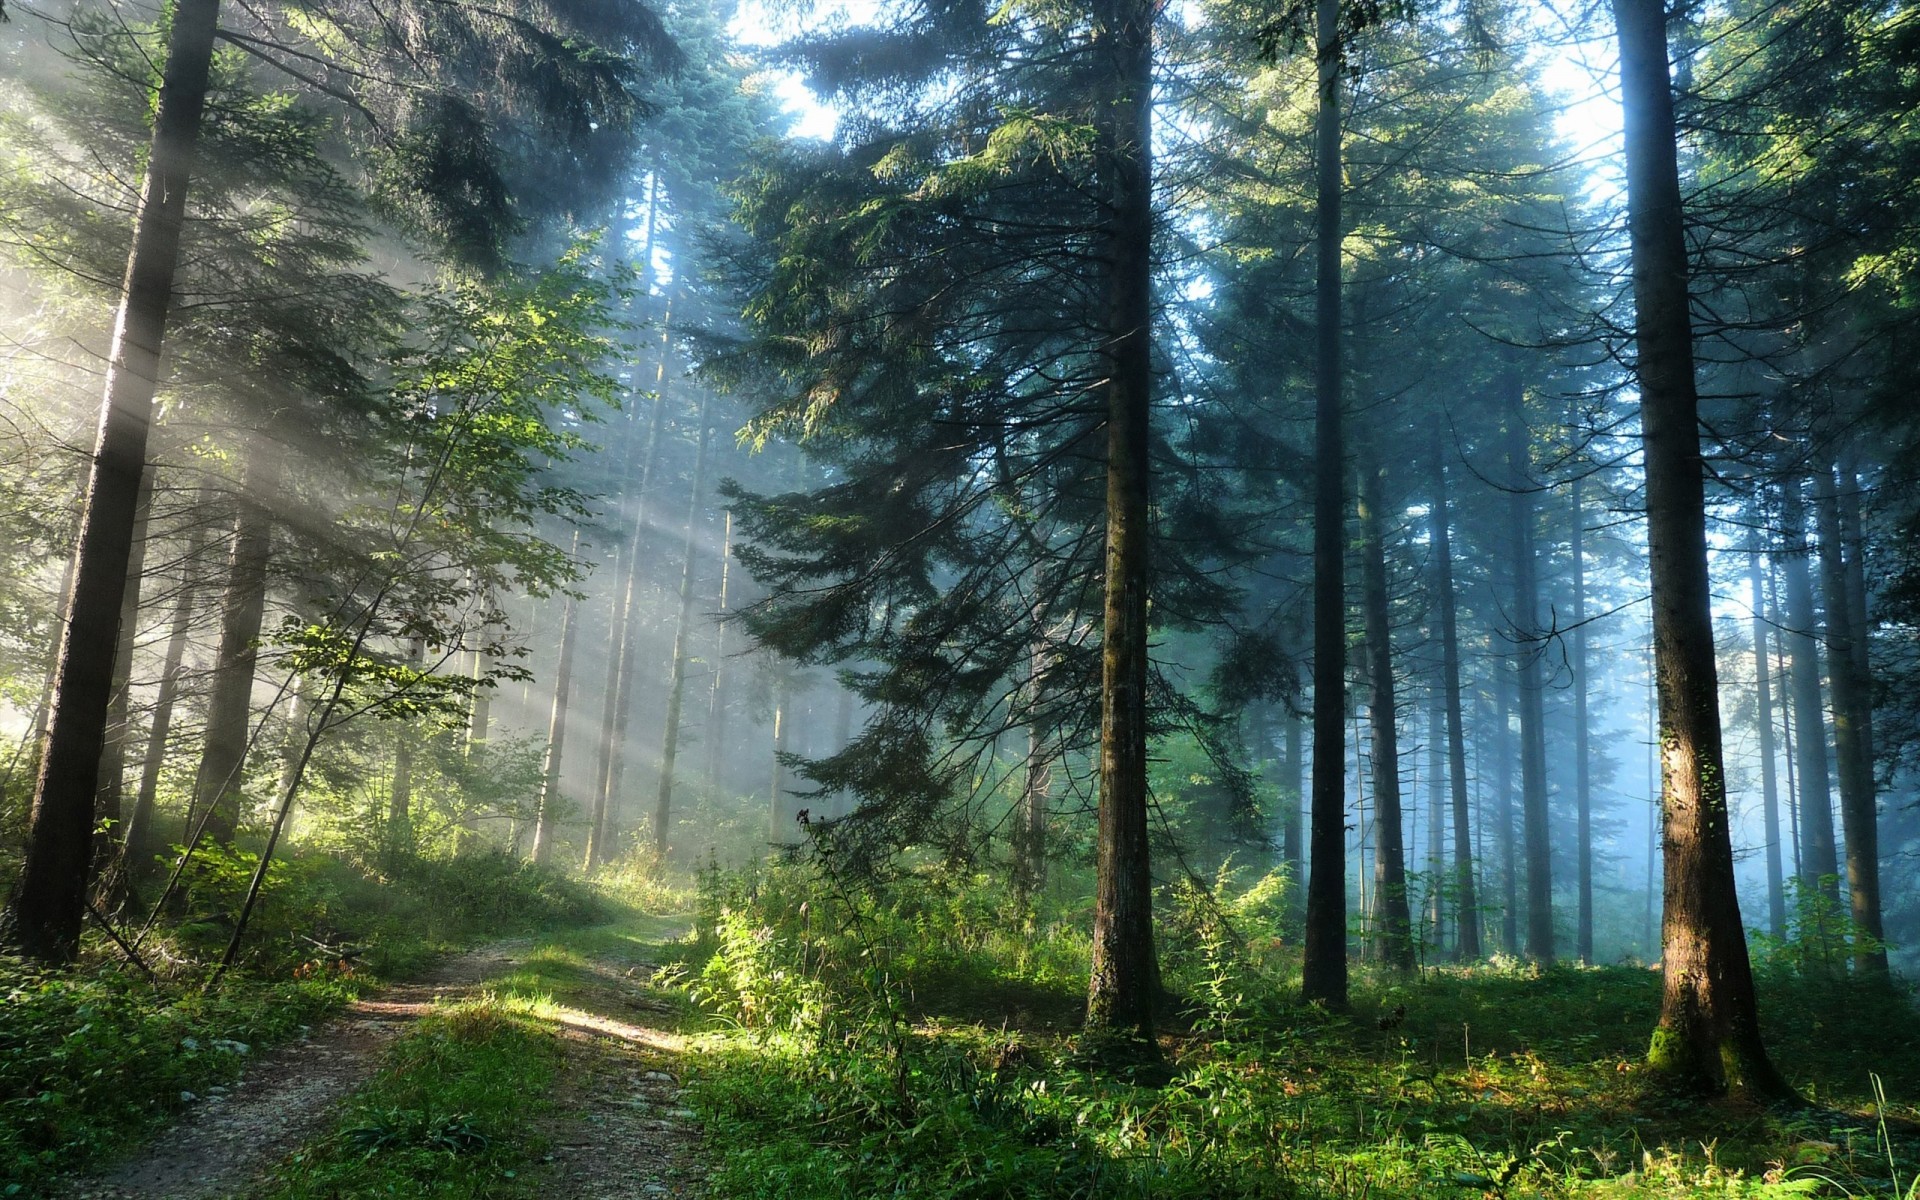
65, 932, 705, 1199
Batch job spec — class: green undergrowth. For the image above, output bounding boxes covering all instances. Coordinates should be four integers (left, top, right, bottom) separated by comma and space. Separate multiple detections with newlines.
671, 861, 1920, 1200
254, 999, 563, 1200
1, 845, 614, 1195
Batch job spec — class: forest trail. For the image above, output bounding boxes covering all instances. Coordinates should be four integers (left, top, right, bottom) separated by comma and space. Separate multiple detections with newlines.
63, 931, 706, 1199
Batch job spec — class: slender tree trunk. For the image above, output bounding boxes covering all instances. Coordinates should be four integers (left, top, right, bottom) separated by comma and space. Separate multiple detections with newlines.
1425, 685, 1445, 954
1302, 0, 1349, 1010
122, 521, 208, 877
1358, 452, 1413, 970
652, 398, 716, 858
1015, 617, 1052, 899
386, 636, 424, 858
591, 298, 676, 869
1615, 0, 1789, 1097
95, 468, 157, 878
1505, 378, 1552, 963
2, 0, 222, 962
1813, 464, 1886, 977
1769, 565, 1802, 882
467, 649, 491, 751
1494, 652, 1518, 953
767, 678, 791, 844
1780, 482, 1838, 893
704, 510, 734, 804
1748, 543, 1788, 939
531, 536, 581, 866
1279, 693, 1303, 882
1572, 475, 1593, 962
1430, 446, 1480, 959
189, 491, 272, 848
1084, 0, 1158, 1043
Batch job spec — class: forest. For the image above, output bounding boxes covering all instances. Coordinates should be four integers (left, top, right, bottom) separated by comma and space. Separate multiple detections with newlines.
0, 0, 1917, 1195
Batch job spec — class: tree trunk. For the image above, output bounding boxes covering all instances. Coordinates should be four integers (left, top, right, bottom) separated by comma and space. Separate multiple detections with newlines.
1779, 481, 1839, 894
1282, 695, 1304, 895
704, 510, 734, 806
1357, 452, 1413, 970
1572, 475, 1593, 963
189, 492, 272, 848
1084, 0, 1158, 1044
1015, 619, 1052, 899
2, 0, 223, 962
95, 467, 157, 880
1614, 0, 1790, 1097
1748, 543, 1788, 939
1812, 463, 1886, 977
1301, 0, 1349, 1010
651, 398, 716, 858
531, 535, 581, 866
767, 677, 792, 844
1426, 687, 1445, 955
386, 636, 424, 858
121, 520, 208, 879
1429, 445, 1480, 959
1494, 649, 1518, 953
1505, 377, 1552, 963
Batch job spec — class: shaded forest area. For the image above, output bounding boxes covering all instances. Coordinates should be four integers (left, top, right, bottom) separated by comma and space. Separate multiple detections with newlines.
2, 0, 1919, 1195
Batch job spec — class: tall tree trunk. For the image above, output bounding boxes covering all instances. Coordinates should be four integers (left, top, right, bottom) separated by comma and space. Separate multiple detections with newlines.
2, 0, 223, 962
1748, 543, 1788, 939
1282, 694, 1304, 896
121, 520, 208, 881
467, 649, 491, 751
1426, 688, 1445, 954
1614, 0, 1789, 1097
590, 294, 676, 869
386, 636, 424, 859
1357, 452, 1413, 970
1505, 377, 1552, 963
1494, 650, 1518, 953
704, 510, 734, 805
95, 468, 157, 880
1084, 0, 1158, 1043
531, 536, 581, 866
1812, 464, 1886, 977
767, 676, 792, 844
651, 398, 716, 858
1767, 563, 1802, 882
1015, 619, 1052, 899
189, 491, 272, 848
1779, 482, 1838, 894
1302, 0, 1349, 1010
1572, 475, 1593, 962
1429, 445, 1480, 959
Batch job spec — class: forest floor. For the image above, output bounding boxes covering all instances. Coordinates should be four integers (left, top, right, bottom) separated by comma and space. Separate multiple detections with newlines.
60, 917, 706, 1199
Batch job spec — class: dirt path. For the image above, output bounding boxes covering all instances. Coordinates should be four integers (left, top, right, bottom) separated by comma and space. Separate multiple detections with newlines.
524, 959, 707, 1198
63, 937, 707, 1200
64, 942, 524, 1200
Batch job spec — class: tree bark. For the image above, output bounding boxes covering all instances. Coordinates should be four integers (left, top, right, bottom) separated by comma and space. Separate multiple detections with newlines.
189, 491, 272, 848
1748, 543, 1788, 939
1301, 0, 1349, 1010
386, 636, 424, 858
122, 520, 208, 879
1614, 0, 1790, 1097
1779, 481, 1839, 894
1357, 452, 1413, 970
1493, 646, 1519, 953
704, 510, 734, 806
1505, 377, 1552, 963
2, 0, 223, 962
1084, 0, 1159, 1043
1812, 463, 1886, 977
531, 535, 581, 866
1429, 444, 1480, 959
95, 467, 157, 879
1572, 475, 1593, 963
651, 398, 716, 858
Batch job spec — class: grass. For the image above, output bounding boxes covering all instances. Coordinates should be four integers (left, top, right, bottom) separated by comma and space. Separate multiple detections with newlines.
669, 866, 1920, 1200
253, 999, 564, 1200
